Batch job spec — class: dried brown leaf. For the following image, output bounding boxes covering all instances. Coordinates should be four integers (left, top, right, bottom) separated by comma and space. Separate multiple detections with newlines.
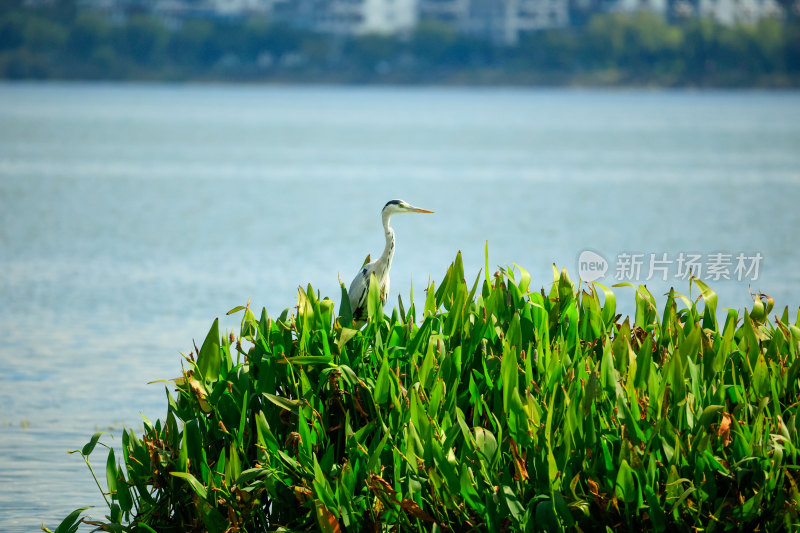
367, 473, 397, 498
509, 438, 529, 482
400, 498, 435, 522
315, 501, 343, 533
718, 414, 732, 446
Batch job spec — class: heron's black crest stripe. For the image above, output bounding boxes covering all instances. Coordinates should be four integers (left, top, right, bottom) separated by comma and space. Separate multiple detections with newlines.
383, 199, 403, 209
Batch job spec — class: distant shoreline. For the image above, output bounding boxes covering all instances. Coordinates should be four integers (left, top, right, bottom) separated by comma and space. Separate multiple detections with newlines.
2, 8, 797, 90
2, 74, 798, 89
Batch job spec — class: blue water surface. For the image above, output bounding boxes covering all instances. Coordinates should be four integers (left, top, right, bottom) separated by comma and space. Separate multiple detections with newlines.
0, 83, 799, 530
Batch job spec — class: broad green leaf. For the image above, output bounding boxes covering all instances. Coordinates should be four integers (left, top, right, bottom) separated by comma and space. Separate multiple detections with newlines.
338, 327, 358, 348
600, 342, 616, 398
197, 318, 221, 383
338, 283, 353, 326
512, 263, 531, 293
373, 354, 392, 405
615, 459, 637, 504
459, 465, 485, 513
367, 273, 383, 323
424, 280, 436, 316
286, 355, 334, 365
754, 353, 770, 397
51, 507, 90, 533
170, 471, 208, 500
474, 427, 498, 466
593, 281, 617, 328
116, 466, 133, 513
76, 432, 107, 457
106, 448, 118, 499
501, 340, 518, 412
644, 486, 667, 532
694, 278, 717, 325
263, 393, 301, 413
502, 484, 525, 523
695, 405, 724, 432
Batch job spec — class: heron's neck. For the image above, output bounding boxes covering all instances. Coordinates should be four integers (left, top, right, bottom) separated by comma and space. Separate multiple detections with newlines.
379, 211, 396, 271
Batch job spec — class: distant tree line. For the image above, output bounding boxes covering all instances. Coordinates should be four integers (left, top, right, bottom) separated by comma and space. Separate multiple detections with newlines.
1, 0, 798, 86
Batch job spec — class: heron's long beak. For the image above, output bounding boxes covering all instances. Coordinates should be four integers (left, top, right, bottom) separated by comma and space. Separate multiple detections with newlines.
408, 206, 434, 213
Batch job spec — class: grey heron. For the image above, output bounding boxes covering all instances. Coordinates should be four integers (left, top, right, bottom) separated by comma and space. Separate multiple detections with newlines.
347, 200, 433, 324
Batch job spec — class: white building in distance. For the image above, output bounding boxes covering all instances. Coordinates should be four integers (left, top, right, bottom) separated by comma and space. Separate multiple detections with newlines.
602, 0, 783, 25
418, 0, 471, 25
696, 0, 783, 25
208, 0, 273, 16
277, 0, 419, 35
419, 0, 570, 44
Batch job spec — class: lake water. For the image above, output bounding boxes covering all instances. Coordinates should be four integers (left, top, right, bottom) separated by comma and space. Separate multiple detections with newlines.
1, 83, 799, 530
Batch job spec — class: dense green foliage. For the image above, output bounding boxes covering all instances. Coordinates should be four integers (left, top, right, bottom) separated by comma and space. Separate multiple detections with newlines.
51, 251, 800, 532
2, 0, 799, 86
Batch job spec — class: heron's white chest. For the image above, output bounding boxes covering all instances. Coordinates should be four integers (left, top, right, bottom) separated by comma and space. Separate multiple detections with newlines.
376, 268, 390, 301
366, 261, 391, 299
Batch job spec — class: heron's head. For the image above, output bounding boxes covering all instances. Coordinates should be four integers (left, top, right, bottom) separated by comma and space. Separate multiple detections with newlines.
382, 199, 434, 216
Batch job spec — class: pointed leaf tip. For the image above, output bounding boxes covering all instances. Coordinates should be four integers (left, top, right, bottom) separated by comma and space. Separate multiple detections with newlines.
196, 318, 221, 383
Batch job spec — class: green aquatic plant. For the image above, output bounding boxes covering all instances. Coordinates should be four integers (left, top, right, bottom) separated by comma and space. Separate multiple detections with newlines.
49, 249, 800, 532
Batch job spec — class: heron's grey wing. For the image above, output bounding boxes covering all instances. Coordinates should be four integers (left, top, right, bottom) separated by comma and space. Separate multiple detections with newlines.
348, 265, 371, 320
